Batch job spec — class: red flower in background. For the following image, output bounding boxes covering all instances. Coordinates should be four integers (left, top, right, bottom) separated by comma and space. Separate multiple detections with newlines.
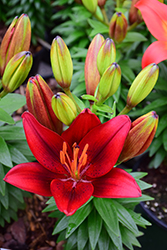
4, 109, 141, 216
135, 0, 167, 68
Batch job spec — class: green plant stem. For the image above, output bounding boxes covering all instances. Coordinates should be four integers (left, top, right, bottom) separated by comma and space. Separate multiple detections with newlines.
0, 89, 7, 98
116, 0, 121, 8
118, 105, 132, 115
64, 89, 82, 113
101, 7, 109, 25
127, 22, 139, 32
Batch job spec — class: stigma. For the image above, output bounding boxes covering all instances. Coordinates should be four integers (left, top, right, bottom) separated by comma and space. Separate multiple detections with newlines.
60, 141, 89, 180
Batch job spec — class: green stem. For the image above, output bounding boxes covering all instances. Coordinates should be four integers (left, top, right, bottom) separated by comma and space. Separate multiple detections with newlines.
0, 89, 8, 98
116, 0, 121, 8
64, 89, 82, 113
127, 22, 139, 32
101, 7, 109, 25
118, 105, 132, 115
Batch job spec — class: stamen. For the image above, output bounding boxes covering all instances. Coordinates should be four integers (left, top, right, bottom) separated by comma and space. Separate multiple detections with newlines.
79, 144, 89, 164
60, 151, 65, 164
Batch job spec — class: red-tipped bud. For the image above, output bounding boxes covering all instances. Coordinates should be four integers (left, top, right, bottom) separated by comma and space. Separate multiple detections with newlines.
109, 12, 128, 43
85, 34, 105, 96
26, 74, 62, 134
129, 0, 143, 25
119, 111, 159, 163
97, 38, 116, 76
50, 36, 73, 90
0, 14, 31, 76
98, 0, 107, 7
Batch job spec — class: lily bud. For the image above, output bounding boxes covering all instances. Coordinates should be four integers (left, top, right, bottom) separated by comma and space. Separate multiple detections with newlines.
98, 0, 107, 8
97, 63, 121, 103
119, 111, 158, 163
51, 92, 77, 126
97, 38, 116, 76
26, 74, 62, 134
129, 0, 143, 25
0, 14, 31, 76
109, 12, 128, 43
127, 63, 159, 109
82, 0, 97, 13
85, 34, 105, 96
1, 51, 32, 96
50, 36, 73, 90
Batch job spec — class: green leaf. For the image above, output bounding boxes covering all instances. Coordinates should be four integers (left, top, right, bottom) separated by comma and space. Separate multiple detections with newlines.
149, 134, 163, 157
65, 231, 77, 250
104, 223, 123, 250
0, 163, 6, 195
98, 225, 110, 250
8, 144, 29, 164
135, 179, 152, 191
151, 148, 166, 168
88, 19, 109, 37
52, 215, 69, 235
0, 93, 26, 114
127, 209, 151, 228
8, 185, 24, 203
0, 185, 9, 209
0, 136, 12, 167
77, 219, 88, 250
88, 209, 102, 250
81, 94, 97, 102
93, 198, 120, 237
66, 203, 92, 238
0, 108, 15, 124
156, 114, 167, 137
123, 32, 147, 42
0, 125, 25, 140
117, 194, 154, 204
119, 61, 135, 83
112, 200, 139, 236
93, 104, 114, 114
120, 225, 141, 250
162, 128, 167, 151
130, 172, 148, 179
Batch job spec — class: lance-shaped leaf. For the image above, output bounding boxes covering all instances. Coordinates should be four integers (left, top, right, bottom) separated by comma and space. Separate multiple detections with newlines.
26, 74, 62, 134
51, 36, 73, 90
0, 14, 31, 76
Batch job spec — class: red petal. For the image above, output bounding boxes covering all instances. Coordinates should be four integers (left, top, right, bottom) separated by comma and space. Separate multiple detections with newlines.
80, 115, 131, 178
61, 108, 101, 147
92, 168, 141, 198
135, 0, 167, 41
142, 41, 167, 68
22, 112, 71, 174
4, 162, 57, 196
51, 179, 94, 216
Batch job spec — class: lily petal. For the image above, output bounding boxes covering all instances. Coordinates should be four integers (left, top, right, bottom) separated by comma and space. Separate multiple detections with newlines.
80, 115, 131, 178
51, 179, 94, 216
4, 162, 57, 196
92, 168, 141, 198
142, 41, 167, 68
22, 112, 71, 174
135, 0, 167, 41
61, 108, 101, 147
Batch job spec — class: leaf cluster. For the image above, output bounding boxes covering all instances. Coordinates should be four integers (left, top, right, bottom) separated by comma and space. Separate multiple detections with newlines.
0, 93, 34, 226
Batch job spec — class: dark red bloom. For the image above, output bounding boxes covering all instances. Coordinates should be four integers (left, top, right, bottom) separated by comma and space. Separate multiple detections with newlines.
4, 109, 141, 216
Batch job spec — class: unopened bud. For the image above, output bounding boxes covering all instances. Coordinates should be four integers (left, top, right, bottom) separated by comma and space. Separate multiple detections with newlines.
119, 111, 158, 162
129, 0, 143, 25
85, 34, 105, 96
97, 38, 116, 76
98, 0, 107, 7
109, 12, 128, 43
127, 63, 159, 109
1, 51, 32, 97
51, 93, 77, 126
26, 74, 62, 134
82, 0, 97, 13
0, 14, 31, 76
97, 62, 121, 103
50, 36, 73, 90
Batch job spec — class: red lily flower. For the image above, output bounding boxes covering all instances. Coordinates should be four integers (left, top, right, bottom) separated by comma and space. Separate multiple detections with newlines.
135, 0, 167, 68
4, 109, 141, 216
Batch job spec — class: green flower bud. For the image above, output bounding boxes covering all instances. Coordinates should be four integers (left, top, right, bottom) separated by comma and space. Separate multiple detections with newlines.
85, 34, 105, 96
96, 62, 121, 104
127, 63, 159, 109
51, 92, 77, 126
1, 51, 32, 97
26, 74, 62, 134
50, 36, 73, 90
109, 12, 128, 43
82, 0, 97, 13
0, 14, 31, 76
119, 111, 158, 163
97, 38, 116, 76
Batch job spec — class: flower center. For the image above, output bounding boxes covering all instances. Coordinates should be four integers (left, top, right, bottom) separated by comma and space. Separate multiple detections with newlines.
60, 141, 89, 180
